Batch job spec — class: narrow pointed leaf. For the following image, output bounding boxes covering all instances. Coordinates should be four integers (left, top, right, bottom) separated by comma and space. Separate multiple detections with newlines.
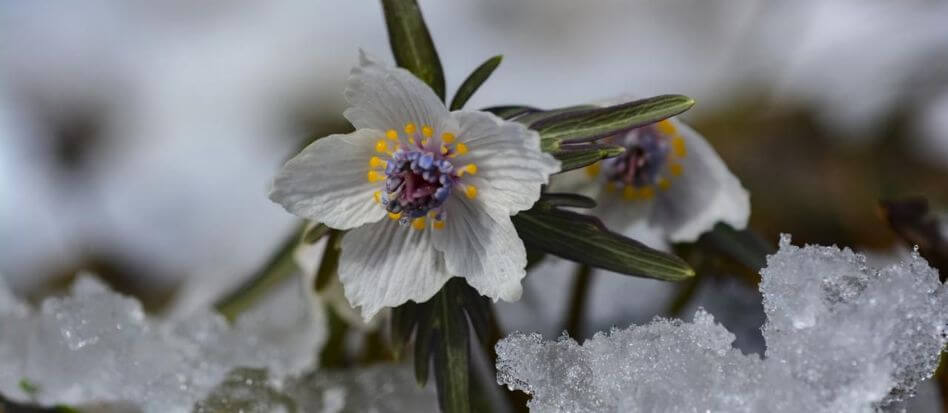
480, 105, 539, 120
391, 301, 420, 358
538, 192, 597, 209
302, 222, 330, 244
413, 304, 435, 387
313, 230, 341, 291
552, 144, 625, 172
516, 104, 597, 126
458, 284, 491, 346
450, 55, 502, 110
512, 198, 695, 281
532, 94, 695, 144
381, 0, 445, 100
433, 281, 471, 413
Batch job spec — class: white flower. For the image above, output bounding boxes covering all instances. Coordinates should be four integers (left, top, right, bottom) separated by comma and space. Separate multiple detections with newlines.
553, 117, 749, 250
270, 51, 560, 319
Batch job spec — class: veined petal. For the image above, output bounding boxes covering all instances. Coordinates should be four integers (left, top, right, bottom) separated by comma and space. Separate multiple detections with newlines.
433, 195, 527, 302
452, 110, 560, 214
269, 129, 386, 229
652, 119, 749, 242
339, 219, 452, 320
344, 50, 456, 135
593, 187, 669, 251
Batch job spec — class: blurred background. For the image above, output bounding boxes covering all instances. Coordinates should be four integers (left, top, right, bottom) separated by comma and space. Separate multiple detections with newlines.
1, 0, 947, 408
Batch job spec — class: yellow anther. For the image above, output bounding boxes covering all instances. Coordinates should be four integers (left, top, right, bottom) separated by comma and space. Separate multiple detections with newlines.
455, 143, 468, 156
388, 212, 401, 220
657, 178, 671, 191
412, 217, 426, 230
441, 132, 455, 143
373, 191, 382, 204
585, 162, 601, 177
605, 182, 616, 192
386, 129, 398, 140
375, 140, 389, 153
640, 186, 655, 200
404, 123, 416, 134
367, 170, 383, 182
422, 125, 433, 138
623, 186, 638, 200
440, 145, 449, 155
669, 162, 684, 176
656, 119, 677, 136
464, 185, 478, 199
369, 156, 385, 169
433, 220, 445, 230
458, 163, 478, 176
671, 137, 687, 157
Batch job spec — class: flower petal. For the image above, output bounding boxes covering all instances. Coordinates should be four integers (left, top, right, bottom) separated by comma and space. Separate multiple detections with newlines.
339, 219, 452, 320
344, 50, 455, 134
433, 195, 527, 302
652, 119, 750, 242
451, 110, 560, 214
269, 129, 386, 229
592, 188, 670, 251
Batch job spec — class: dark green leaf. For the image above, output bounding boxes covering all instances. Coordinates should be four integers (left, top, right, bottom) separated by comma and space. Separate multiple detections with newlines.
538, 192, 597, 209
516, 104, 597, 126
698, 223, 774, 272
381, 0, 446, 100
302, 222, 330, 244
413, 304, 435, 387
480, 105, 539, 120
458, 284, 490, 346
433, 281, 471, 413
313, 230, 341, 291
512, 197, 695, 281
532, 94, 695, 144
391, 302, 420, 358
526, 247, 547, 270
553, 144, 625, 173
450, 55, 502, 110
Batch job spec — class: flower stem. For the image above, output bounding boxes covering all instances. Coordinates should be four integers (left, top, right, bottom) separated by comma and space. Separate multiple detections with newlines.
564, 264, 593, 338
214, 226, 303, 322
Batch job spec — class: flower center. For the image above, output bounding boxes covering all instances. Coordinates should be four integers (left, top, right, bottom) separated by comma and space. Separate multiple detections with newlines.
589, 120, 687, 201
381, 149, 455, 222
369, 123, 480, 228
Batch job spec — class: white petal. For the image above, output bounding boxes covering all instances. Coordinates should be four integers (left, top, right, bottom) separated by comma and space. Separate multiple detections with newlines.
343, 50, 455, 134
593, 188, 670, 251
652, 119, 750, 242
269, 129, 386, 230
339, 219, 452, 320
433, 195, 526, 302
451, 110, 560, 214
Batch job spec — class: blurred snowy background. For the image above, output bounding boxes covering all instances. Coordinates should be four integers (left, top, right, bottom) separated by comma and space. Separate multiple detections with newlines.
1, 0, 947, 409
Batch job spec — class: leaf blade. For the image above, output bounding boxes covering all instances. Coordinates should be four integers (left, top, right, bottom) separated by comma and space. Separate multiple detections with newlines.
450, 55, 503, 111
532, 95, 695, 144
381, 0, 446, 100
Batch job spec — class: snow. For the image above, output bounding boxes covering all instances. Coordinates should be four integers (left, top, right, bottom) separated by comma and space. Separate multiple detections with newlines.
496, 235, 948, 412
0, 273, 325, 412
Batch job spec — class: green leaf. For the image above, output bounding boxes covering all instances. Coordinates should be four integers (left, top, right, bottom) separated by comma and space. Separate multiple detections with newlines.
302, 222, 330, 244
450, 55, 502, 110
698, 223, 774, 271
552, 144, 625, 173
533, 94, 695, 144
433, 280, 471, 413
313, 230, 341, 291
381, 0, 446, 100
538, 192, 597, 209
413, 304, 435, 387
391, 301, 420, 358
515, 104, 597, 126
512, 197, 695, 281
480, 105, 539, 120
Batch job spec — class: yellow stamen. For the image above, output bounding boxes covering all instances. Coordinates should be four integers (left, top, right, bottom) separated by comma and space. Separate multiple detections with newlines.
669, 162, 684, 176
458, 163, 478, 176
422, 125, 433, 138
656, 119, 677, 136
404, 123, 416, 135
671, 137, 687, 157
433, 220, 445, 230
585, 162, 601, 177
623, 186, 638, 200
367, 170, 382, 182
440, 145, 449, 155
373, 191, 382, 204
388, 212, 401, 220
442, 132, 455, 143
455, 143, 468, 156
464, 185, 478, 199
369, 156, 385, 169
640, 186, 655, 200
657, 178, 671, 191
386, 129, 398, 140
374, 140, 388, 153
412, 217, 426, 230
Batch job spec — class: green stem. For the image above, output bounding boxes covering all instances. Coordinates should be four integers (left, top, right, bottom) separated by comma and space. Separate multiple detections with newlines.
214, 226, 303, 322
564, 264, 593, 338
664, 276, 702, 317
